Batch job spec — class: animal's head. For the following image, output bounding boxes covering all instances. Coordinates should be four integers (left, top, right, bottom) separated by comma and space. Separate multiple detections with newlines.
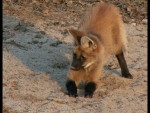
68, 28, 103, 71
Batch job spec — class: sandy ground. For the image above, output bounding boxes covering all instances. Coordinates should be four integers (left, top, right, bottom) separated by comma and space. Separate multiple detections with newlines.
3, 12, 147, 113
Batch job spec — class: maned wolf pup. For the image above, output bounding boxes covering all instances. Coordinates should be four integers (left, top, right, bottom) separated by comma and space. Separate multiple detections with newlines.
66, 3, 133, 98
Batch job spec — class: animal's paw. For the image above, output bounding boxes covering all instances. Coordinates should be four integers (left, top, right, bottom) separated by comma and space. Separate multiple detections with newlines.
66, 80, 77, 98
122, 73, 133, 79
84, 92, 93, 98
67, 91, 77, 98
84, 82, 96, 98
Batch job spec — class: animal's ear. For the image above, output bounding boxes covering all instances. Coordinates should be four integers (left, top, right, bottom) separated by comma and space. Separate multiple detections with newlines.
68, 28, 85, 44
80, 36, 97, 49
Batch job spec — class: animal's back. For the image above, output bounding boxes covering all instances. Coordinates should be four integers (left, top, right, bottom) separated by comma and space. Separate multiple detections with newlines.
78, 3, 127, 56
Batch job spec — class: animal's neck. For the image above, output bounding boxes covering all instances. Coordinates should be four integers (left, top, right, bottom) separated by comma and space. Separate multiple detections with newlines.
84, 60, 103, 75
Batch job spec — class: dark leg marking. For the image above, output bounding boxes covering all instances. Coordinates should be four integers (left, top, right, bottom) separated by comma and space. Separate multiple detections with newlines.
116, 52, 133, 79
84, 82, 97, 98
66, 80, 77, 97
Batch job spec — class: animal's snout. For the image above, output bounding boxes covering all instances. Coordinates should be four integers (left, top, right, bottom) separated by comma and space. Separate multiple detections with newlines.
71, 60, 83, 71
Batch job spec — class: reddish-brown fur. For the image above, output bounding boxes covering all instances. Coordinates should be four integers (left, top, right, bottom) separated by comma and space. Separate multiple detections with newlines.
66, 3, 128, 92
78, 3, 127, 55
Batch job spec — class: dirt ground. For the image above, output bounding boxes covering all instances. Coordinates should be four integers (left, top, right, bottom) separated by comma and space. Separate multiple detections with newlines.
3, 1, 147, 113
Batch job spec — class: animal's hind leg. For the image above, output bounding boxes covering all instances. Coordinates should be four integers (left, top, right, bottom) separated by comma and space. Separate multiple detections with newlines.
116, 52, 133, 79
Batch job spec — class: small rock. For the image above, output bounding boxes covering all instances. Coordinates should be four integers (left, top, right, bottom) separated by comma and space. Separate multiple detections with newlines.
73, 18, 77, 21
14, 23, 27, 32
134, 64, 140, 69
142, 19, 147, 25
32, 40, 39, 44
67, 1, 74, 6
32, 36, 48, 44
60, 21, 66, 27
34, 33, 44, 39
60, 29, 68, 35
50, 41, 62, 47
40, 31, 46, 35
123, 16, 130, 23
53, 22, 59, 26
131, 19, 135, 22
127, 7, 131, 12
131, 23, 136, 26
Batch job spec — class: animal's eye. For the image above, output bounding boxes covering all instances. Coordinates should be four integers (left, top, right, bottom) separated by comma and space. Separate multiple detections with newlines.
81, 55, 85, 61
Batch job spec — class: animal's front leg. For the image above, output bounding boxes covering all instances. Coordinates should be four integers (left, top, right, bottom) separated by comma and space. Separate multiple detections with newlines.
66, 80, 77, 97
84, 82, 97, 98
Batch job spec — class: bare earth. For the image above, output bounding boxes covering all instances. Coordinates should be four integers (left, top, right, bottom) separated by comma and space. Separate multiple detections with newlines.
3, 3, 147, 113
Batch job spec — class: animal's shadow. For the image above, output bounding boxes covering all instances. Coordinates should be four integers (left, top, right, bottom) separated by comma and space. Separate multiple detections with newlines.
3, 15, 73, 89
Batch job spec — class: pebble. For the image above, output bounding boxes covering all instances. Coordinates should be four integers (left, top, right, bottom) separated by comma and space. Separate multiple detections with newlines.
131, 19, 135, 22
131, 23, 136, 26
142, 19, 147, 25
67, 1, 74, 6
127, 7, 131, 12
34, 33, 44, 39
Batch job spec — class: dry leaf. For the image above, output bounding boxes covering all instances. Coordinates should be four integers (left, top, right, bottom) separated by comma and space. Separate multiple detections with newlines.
60, 88, 67, 93
5, 0, 11, 2
127, 37, 132, 42
53, 0, 63, 4
43, 9, 49, 14
10, 81, 20, 87
58, 37, 64, 41
127, 6, 131, 12
11, 30, 17, 35
3, 83, 7, 86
